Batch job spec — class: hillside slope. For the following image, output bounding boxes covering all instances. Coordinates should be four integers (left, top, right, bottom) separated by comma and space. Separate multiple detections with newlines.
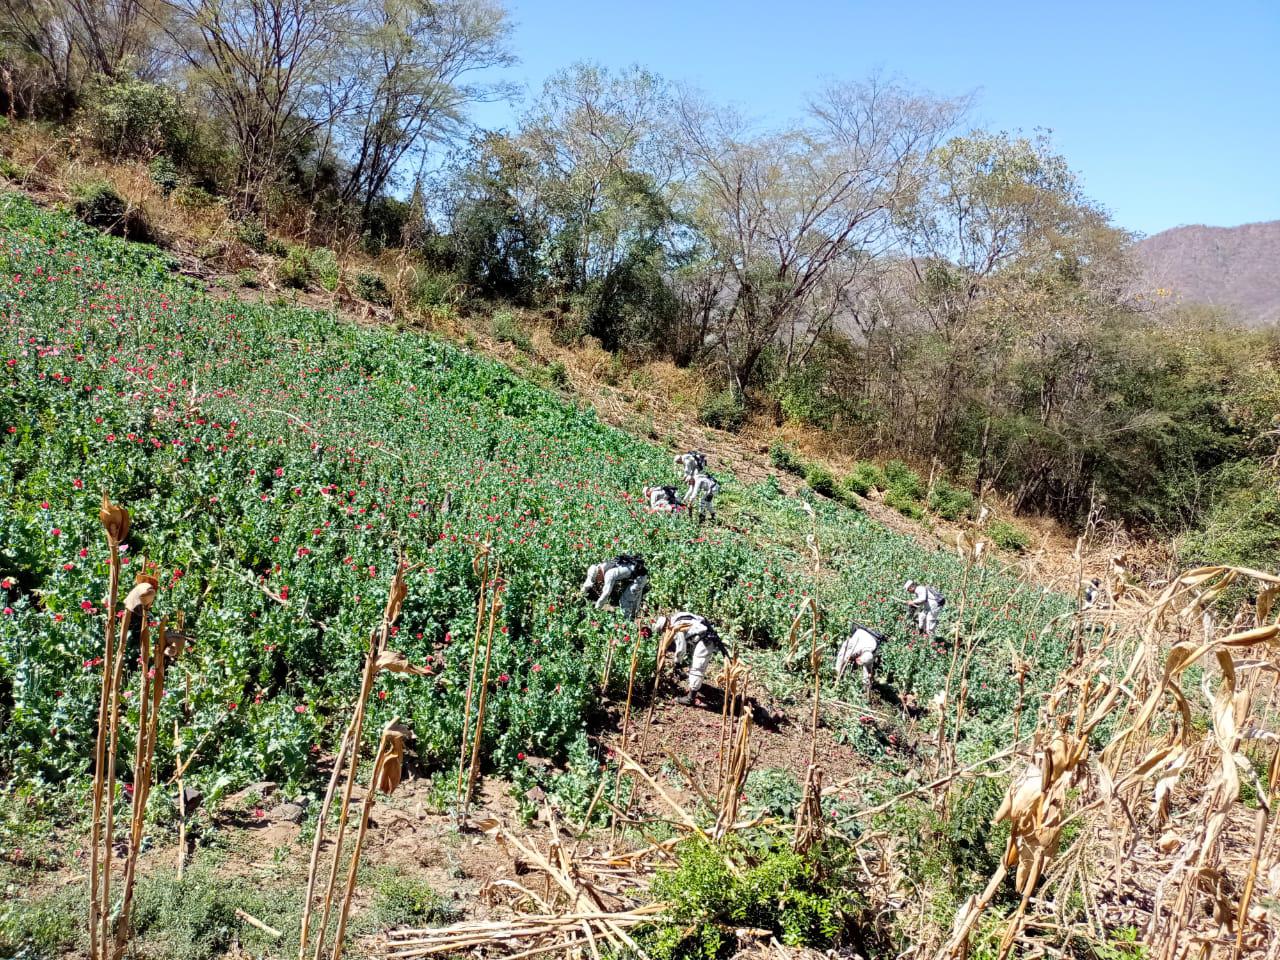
1135, 219, 1280, 325
0, 192, 1068, 802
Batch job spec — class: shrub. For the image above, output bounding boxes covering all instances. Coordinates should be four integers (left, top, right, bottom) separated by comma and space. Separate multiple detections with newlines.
884, 486, 925, 520
844, 461, 885, 497
73, 181, 127, 231
988, 519, 1031, 553
310, 248, 340, 292
648, 839, 852, 959
550, 311, 588, 348
547, 361, 569, 388
276, 247, 312, 289
769, 442, 805, 476
937, 774, 1011, 883
805, 464, 836, 497
1178, 466, 1280, 614
81, 79, 189, 159
492, 310, 531, 350
928, 479, 975, 521
362, 195, 414, 253
883, 460, 923, 499
172, 184, 217, 209
411, 269, 461, 308
236, 268, 259, 288
355, 270, 391, 305
0, 156, 25, 181
73, 181, 150, 240
148, 155, 179, 196
885, 469, 924, 516
698, 388, 747, 432
777, 368, 837, 429
744, 768, 802, 819
234, 218, 268, 253
601, 352, 623, 386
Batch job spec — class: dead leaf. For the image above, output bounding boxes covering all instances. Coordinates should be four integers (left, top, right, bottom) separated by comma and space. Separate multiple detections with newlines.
164, 629, 190, 660
1157, 831, 1182, 853
376, 740, 404, 795
98, 494, 130, 542
124, 579, 157, 613
375, 650, 432, 676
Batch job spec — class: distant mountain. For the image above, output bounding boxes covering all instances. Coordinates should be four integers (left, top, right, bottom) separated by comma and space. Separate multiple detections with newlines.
1133, 220, 1280, 326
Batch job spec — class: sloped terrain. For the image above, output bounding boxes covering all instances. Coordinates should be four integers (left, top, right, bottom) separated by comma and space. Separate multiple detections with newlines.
0, 192, 1070, 794
1135, 219, 1280, 325
0, 193, 1080, 956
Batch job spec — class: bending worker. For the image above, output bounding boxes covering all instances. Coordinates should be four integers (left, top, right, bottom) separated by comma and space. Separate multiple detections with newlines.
648, 611, 727, 705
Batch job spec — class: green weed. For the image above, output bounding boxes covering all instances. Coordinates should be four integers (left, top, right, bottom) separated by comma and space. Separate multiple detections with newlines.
988, 519, 1030, 553
845, 461, 885, 497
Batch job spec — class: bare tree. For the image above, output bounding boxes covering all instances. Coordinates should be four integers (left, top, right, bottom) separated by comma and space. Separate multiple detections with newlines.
162, 0, 356, 209
0, 0, 167, 117
676, 76, 963, 393
336, 0, 514, 226
65, 0, 163, 78
0, 0, 76, 115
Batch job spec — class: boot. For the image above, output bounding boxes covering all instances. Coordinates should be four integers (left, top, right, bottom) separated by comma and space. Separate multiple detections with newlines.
676, 691, 694, 705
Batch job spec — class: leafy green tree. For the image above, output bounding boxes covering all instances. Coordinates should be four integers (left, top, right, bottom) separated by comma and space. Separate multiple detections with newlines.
444, 132, 546, 302
516, 62, 688, 349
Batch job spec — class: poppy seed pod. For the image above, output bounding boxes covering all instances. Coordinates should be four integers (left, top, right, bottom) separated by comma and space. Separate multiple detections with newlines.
98, 494, 130, 543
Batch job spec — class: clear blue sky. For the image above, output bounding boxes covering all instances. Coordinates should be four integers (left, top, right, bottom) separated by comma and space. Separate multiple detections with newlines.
469, 0, 1280, 237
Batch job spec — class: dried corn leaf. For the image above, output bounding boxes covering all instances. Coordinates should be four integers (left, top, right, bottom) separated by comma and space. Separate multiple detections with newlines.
375, 724, 411, 795
98, 493, 130, 542
994, 762, 1042, 828
386, 576, 408, 625
164, 629, 190, 661
1157, 831, 1182, 853
1152, 750, 1188, 824
124, 579, 158, 613
375, 651, 432, 676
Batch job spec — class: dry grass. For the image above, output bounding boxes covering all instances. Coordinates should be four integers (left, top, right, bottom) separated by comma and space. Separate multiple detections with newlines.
5, 124, 233, 248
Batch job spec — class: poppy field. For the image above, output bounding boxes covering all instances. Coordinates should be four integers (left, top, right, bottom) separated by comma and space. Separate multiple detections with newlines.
0, 192, 1071, 808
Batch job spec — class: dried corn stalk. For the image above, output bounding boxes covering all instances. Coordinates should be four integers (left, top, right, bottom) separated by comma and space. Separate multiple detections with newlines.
300, 559, 426, 960
941, 564, 1280, 960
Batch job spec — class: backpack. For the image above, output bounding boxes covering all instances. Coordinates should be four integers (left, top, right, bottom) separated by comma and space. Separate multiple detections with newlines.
849, 620, 887, 644
926, 587, 945, 609
614, 553, 647, 577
